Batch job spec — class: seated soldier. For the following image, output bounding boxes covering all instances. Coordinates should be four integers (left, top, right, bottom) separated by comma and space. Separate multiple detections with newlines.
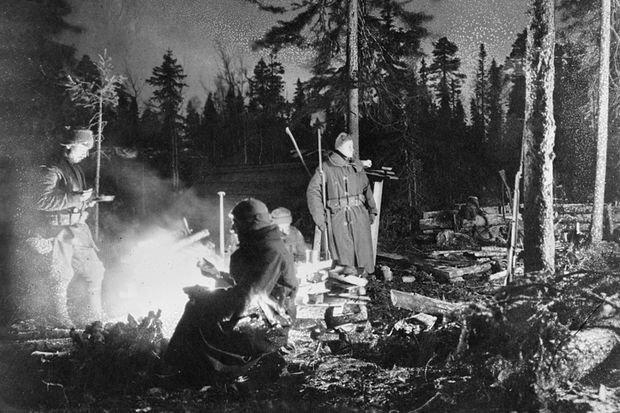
165, 198, 298, 383
271, 206, 308, 262
458, 196, 506, 246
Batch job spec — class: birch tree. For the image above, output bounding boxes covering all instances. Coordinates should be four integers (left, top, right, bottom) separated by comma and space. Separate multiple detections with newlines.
591, 0, 612, 244
64, 50, 125, 240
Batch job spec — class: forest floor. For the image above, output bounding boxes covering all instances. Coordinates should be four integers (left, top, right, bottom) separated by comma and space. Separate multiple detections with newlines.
2, 240, 620, 412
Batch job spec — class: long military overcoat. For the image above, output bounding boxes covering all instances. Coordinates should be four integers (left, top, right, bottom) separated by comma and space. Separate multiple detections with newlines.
306, 151, 377, 273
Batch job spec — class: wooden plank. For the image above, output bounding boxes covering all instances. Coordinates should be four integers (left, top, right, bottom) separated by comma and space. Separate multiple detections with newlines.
328, 272, 368, 287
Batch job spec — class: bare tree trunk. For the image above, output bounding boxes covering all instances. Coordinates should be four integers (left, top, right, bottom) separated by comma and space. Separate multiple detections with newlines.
94, 94, 103, 241
522, 0, 556, 274
591, 0, 611, 244
347, 0, 359, 154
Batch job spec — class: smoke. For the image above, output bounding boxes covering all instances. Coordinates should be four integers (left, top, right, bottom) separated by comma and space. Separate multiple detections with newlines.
96, 154, 232, 337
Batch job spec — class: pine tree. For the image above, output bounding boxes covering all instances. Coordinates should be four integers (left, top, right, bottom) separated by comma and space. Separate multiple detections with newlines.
252, 0, 430, 154
486, 58, 504, 174
291, 78, 314, 151
0, 0, 76, 155
500, 30, 527, 184
248, 54, 287, 163
487, 59, 503, 143
201, 93, 219, 161
471, 44, 488, 145
522, 0, 556, 274
428, 37, 466, 119
146, 50, 188, 190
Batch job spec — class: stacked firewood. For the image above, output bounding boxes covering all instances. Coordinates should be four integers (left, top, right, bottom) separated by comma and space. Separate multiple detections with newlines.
294, 262, 370, 350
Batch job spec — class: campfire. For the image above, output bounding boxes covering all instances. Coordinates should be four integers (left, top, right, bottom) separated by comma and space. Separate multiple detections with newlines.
117, 225, 228, 337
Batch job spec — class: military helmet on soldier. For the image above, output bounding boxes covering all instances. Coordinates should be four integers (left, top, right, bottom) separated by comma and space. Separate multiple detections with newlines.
61, 128, 94, 149
231, 198, 273, 233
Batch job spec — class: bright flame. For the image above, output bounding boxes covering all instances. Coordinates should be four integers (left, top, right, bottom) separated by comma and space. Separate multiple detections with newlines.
117, 228, 228, 338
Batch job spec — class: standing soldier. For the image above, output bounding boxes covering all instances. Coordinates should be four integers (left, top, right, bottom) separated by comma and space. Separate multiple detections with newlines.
306, 132, 377, 276
28, 128, 105, 326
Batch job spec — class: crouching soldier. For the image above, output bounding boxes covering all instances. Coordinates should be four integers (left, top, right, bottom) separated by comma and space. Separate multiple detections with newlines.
165, 198, 298, 383
271, 206, 308, 263
26, 128, 105, 327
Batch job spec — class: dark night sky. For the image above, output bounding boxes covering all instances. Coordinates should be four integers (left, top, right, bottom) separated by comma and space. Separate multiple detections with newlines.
58, 0, 529, 106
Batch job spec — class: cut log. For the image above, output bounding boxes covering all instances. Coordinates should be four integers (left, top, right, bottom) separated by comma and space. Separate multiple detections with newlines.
377, 251, 410, 262
323, 296, 368, 306
328, 272, 368, 287
327, 293, 371, 302
412, 259, 493, 283
489, 270, 508, 282
551, 327, 619, 382
390, 290, 467, 316
31, 350, 70, 358
295, 304, 329, 320
325, 304, 368, 329
410, 313, 438, 331
555, 203, 594, 215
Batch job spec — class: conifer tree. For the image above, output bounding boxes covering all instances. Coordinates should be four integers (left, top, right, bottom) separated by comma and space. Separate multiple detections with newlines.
146, 50, 188, 190
201, 93, 219, 161
251, 0, 430, 155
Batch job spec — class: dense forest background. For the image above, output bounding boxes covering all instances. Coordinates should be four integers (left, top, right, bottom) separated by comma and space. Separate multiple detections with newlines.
0, 0, 618, 221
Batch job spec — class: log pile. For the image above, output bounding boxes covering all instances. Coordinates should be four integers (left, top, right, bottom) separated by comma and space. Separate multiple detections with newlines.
378, 249, 503, 284
296, 262, 370, 326
295, 262, 370, 350
419, 203, 620, 244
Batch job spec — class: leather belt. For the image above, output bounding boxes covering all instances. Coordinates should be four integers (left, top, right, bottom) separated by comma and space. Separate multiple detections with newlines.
327, 194, 365, 209
43, 212, 86, 226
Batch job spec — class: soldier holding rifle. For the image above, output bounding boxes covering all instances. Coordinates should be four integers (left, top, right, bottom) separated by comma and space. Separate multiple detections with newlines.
306, 132, 377, 277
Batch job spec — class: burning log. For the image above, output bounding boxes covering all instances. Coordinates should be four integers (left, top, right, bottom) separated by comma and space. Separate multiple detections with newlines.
390, 290, 468, 316
171, 228, 211, 251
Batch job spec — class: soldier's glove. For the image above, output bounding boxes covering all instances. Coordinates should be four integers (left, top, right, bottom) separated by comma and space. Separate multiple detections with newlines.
369, 213, 377, 225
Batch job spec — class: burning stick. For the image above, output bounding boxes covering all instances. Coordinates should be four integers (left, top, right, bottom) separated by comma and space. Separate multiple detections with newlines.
171, 228, 211, 251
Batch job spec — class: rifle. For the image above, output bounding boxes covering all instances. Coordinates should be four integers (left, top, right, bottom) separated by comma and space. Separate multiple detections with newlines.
317, 128, 330, 260
506, 147, 525, 285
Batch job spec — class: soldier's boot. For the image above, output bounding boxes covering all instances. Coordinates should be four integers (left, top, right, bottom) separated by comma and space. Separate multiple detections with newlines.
84, 288, 104, 324
50, 286, 73, 328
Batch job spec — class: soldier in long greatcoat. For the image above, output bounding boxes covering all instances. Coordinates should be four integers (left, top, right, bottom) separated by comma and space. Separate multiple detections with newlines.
306, 132, 377, 275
